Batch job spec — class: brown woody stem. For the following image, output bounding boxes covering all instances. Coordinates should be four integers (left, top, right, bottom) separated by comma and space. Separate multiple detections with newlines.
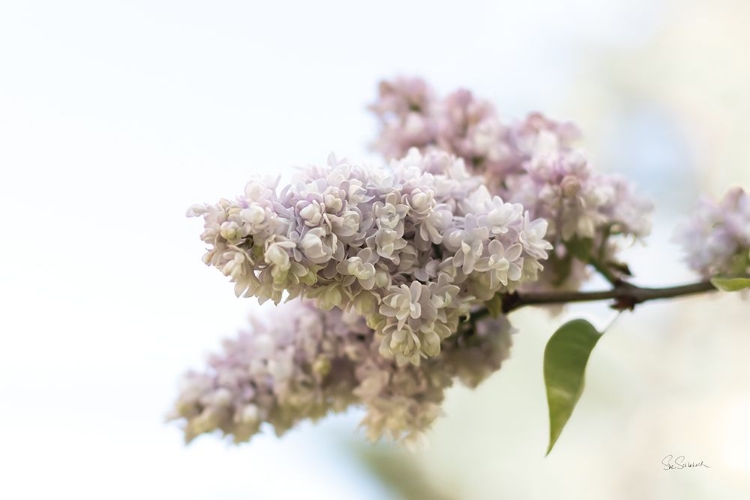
470, 280, 719, 321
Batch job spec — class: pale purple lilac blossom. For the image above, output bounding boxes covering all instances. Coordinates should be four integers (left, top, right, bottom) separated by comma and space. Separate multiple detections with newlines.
675, 187, 750, 278
169, 299, 514, 446
188, 150, 551, 365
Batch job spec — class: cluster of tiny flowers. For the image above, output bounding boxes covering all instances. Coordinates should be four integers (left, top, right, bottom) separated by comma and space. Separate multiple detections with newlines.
188, 149, 551, 365
371, 77, 653, 290
169, 299, 514, 446
369, 77, 580, 181
675, 187, 750, 277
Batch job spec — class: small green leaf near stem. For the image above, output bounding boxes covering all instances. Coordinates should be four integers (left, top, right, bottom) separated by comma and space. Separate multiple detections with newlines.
566, 236, 621, 285
710, 276, 750, 292
589, 257, 622, 286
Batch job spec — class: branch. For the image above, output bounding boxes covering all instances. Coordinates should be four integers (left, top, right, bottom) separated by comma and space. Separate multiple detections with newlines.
474, 279, 720, 317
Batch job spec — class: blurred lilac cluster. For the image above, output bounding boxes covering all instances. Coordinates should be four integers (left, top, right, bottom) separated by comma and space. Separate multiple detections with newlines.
187, 149, 550, 365
675, 187, 750, 277
370, 78, 578, 181
371, 77, 653, 291
169, 300, 512, 446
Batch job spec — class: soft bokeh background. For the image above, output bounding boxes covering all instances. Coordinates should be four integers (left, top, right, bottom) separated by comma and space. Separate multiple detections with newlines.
2, 0, 749, 498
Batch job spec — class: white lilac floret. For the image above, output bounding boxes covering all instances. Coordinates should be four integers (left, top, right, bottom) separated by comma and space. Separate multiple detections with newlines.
188, 149, 551, 365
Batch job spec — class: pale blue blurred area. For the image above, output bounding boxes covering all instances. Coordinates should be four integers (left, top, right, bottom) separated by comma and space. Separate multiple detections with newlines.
2, 0, 749, 498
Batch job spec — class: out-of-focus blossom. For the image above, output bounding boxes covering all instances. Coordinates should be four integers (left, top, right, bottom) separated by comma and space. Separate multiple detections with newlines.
369, 77, 438, 160
675, 187, 750, 277
188, 149, 551, 364
168, 299, 514, 446
370, 78, 516, 178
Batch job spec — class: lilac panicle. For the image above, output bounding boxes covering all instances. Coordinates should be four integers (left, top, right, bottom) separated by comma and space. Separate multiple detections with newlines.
188, 149, 551, 365
169, 299, 514, 446
675, 187, 750, 278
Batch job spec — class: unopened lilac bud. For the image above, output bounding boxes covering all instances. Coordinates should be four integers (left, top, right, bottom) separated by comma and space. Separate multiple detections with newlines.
220, 221, 241, 242
240, 404, 259, 424
312, 356, 332, 377
560, 175, 580, 198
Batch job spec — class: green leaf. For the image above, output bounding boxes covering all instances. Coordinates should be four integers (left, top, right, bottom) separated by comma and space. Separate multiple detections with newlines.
347, 442, 458, 500
485, 294, 504, 318
544, 318, 603, 456
710, 276, 750, 292
566, 237, 594, 262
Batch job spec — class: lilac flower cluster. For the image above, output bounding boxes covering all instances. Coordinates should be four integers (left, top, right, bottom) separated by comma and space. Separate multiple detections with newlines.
371, 77, 653, 290
370, 78, 580, 181
188, 150, 551, 365
169, 299, 514, 446
675, 187, 750, 277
